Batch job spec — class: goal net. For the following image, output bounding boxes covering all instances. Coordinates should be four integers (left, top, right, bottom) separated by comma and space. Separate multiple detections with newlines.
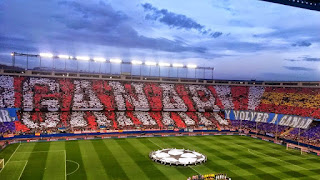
0, 159, 4, 169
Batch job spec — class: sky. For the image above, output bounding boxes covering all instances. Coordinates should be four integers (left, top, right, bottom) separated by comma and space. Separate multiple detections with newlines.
0, 0, 320, 81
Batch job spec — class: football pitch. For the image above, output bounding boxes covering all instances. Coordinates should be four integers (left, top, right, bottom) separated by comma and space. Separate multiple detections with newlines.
0, 135, 319, 180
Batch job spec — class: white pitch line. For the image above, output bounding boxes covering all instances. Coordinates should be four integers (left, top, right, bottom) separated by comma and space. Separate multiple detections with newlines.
189, 166, 202, 175
17, 160, 28, 180
148, 138, 163, 149
65, 150, 67, 180
66, 160, 80, 176
16, 150, 65, 153
0, 142, 21, 173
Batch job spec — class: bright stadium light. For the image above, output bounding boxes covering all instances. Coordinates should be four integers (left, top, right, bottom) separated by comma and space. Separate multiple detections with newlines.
159, 62, 171, 67
58, 54, 69, 59
131, 60, 143, 65
187, 64, 197, 68
145, 61, 157, 66
94, 57, 106, 62
110, 58, 122, 63
172, 63, 184, 68
76, 56, 90, 61
11, 52, 14, 56
40, 53, 54, 58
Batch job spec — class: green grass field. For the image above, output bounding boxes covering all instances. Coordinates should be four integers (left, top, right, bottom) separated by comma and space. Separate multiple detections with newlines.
0, 135, 319, 180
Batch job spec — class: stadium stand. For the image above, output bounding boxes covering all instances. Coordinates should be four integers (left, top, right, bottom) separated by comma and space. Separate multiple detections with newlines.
0, 75, 319, 146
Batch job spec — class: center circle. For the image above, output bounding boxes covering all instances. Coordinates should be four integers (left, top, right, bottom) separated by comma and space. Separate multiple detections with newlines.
149, 148, 207, 166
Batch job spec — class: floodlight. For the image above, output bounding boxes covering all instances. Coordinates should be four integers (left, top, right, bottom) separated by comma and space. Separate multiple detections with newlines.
131, 60, 143, 65
94, 57, 106, 62
76, 56, 90, 61
159, 62, 170, 67
58, 55, 69, 59
187, 64, 197, 68
172, 63, 184, 68
40, 53, 53, 58
145, 61, 157, 66
110, 59, 122, 63
11, 52, 14, 56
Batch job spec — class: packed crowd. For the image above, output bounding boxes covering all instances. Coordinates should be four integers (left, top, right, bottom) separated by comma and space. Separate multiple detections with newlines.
0, 76, 319, 116
230, 120, 320, 146
0, 75, 319, 146
9, 111, 224, 133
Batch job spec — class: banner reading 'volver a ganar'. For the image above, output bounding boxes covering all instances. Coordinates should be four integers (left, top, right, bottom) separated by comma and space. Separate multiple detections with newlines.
0, 108, 19, 122
224, 110, 313, 129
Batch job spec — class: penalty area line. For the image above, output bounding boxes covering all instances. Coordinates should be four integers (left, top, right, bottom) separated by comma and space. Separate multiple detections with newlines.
17, 160, 28, 180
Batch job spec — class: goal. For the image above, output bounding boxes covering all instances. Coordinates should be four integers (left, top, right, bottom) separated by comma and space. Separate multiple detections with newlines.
0, 159, 4, 169
286, 143, 309, 155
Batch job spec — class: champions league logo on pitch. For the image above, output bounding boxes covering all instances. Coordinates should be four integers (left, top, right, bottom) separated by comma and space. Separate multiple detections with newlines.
0, 108, 19, 122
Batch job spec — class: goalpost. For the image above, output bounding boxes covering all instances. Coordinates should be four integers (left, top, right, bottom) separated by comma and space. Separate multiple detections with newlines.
0, 159, 4, 169
286, 143, 309, 155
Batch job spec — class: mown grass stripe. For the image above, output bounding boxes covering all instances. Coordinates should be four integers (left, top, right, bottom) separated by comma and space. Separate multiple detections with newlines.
78, 140, 109, 180
43, 142, 66, 180
91, 139, 129, 179
105, 139, 150, 180
20, 142, 51, 179
43, 151, 65, 180
115, 138, 169, 180
65, 141, 87, 180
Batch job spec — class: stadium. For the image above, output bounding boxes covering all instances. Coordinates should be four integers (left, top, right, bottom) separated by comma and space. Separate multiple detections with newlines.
0, 0, 320, 180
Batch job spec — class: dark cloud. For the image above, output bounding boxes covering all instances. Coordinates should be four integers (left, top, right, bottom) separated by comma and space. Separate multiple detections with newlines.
142, 3, 223, 38
0, 35, 38, 52
210, 32, 223, 38
292, 41, 312, 47
283, 66, 315, 71
54, 1, 128, 31
304, 57, 320, 62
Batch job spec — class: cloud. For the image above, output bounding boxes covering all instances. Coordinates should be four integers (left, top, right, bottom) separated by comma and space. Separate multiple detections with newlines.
141, 3, 223, 38
0, 35, 38, 52
304, 57, 320, 62
285, 56, 320, 62
292, 41, 312, 47
54, 1, 128, 31
283, 66, 315, 71
210, 32, 223, 38
50, 1, 208, 54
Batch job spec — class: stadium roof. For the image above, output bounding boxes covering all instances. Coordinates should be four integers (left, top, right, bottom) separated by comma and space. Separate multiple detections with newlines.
262, 0, 320, 11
